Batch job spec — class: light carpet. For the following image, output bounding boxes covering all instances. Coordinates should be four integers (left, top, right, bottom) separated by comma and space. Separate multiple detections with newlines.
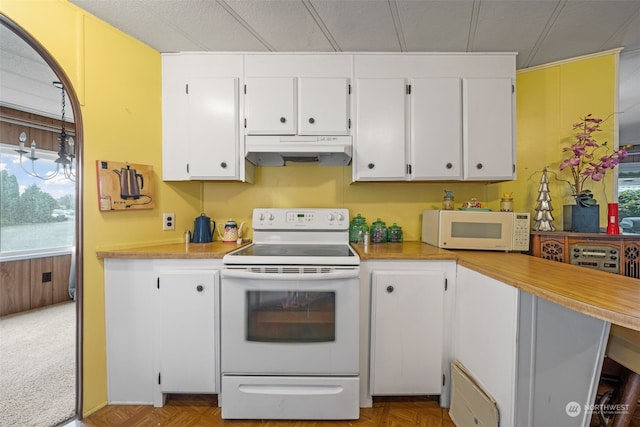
0, 301, 76, 427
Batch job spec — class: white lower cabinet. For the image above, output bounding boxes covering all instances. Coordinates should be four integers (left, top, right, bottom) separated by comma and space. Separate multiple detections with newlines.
104, 259, 221, 406
158, 270, 218, 393
104, 259, 156, 404
370, 270, 445, 395
453, 266, 610, 427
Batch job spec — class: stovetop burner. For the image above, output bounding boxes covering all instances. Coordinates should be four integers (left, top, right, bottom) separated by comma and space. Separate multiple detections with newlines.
230, 244, 355, 258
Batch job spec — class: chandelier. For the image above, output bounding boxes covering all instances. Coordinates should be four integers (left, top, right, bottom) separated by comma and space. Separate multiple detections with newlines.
15, 81, 75, 181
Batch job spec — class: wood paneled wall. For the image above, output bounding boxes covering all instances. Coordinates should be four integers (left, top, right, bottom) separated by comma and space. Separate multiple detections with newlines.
0, 106, 76, 150
0, 254, 72, 316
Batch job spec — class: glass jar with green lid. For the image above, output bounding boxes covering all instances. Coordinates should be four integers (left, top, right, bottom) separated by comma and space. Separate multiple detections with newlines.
370, 218, 388, 243
388, 223, 403, 242
349, 214, 369, 243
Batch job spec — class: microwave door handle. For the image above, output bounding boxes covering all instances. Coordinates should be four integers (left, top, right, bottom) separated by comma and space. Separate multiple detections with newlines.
221, 268, 359, 281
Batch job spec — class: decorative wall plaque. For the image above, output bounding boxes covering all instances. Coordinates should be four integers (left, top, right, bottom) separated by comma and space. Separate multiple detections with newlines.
96, 160, 155, 211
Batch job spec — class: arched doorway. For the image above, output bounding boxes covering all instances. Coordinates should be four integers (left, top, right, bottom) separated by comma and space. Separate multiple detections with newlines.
0, 13, 83, 422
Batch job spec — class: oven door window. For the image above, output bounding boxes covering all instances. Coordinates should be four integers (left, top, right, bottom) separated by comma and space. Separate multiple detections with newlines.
246, 290, 336, 342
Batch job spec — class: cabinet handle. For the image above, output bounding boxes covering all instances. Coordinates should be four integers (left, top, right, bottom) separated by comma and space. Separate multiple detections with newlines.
368, 163, 375, 170
308, 117, 315, 124
476, 163, 483, 170
386, 285, 394, 293
446, 162, 453, 169
196, 285, 204, 292
220, 162, 227, 169
280, 117, 287, 123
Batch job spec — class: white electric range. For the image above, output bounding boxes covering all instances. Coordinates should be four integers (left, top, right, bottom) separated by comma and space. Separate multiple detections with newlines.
220, 208, 360, 420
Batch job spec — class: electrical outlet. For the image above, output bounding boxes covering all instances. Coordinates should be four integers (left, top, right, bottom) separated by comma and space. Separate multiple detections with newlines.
163, 213, 175, 231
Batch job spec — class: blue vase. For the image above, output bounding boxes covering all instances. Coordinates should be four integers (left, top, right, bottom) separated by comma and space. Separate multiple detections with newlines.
563, 204, 600, 233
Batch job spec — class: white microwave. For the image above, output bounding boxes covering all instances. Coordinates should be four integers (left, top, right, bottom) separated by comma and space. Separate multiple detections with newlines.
422, 210, 530, 251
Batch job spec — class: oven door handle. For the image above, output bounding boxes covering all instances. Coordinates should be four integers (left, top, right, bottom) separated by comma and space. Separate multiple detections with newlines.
222, 268, 359, 281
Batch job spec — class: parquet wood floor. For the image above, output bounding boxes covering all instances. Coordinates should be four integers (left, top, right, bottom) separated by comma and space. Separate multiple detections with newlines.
68, 395, 456, 427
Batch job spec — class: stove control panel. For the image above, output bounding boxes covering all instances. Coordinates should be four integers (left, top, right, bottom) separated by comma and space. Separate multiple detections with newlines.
569, 244, 619, 274
253, 208, 349, 230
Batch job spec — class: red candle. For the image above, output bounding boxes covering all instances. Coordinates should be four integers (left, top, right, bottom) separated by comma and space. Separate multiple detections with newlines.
606, 203, 620, 235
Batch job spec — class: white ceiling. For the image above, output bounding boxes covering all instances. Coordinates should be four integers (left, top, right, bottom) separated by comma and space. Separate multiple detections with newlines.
0, 23, 71, 120
2, 1, 639, 143
69, 0, 640, 69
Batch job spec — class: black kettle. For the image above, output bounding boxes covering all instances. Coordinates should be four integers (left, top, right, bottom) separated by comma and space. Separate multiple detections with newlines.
113, 165, 144, 200
192, 214, 215, 243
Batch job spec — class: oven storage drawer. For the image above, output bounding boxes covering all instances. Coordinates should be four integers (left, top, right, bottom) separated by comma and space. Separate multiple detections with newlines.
221, 375, 359, 420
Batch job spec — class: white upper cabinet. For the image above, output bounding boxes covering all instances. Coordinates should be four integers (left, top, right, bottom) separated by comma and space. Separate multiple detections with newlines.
411, 78, 462, 180
245, 76, 350, 136
187, 78, 238, 179
243, 54, 352, 137
355, 78, 407, 180
161, 54, 252, 182
463, 78, 515, 180
352, 54, 516, 182
245, 77, 297, 135
298, 78, 350, 135
161, 53, 514, 181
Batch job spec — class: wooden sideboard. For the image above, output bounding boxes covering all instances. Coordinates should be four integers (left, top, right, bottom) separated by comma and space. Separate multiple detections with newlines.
530, 231, 640, 278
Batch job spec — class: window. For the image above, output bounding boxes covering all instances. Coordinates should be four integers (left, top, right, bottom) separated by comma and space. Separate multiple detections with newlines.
617, 50, 640, 234
0, 143, 75, 255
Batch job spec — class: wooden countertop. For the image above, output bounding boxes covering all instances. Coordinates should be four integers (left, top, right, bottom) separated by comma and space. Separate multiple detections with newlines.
96, 240, 640, 331
351, 241, 456, 260
96, 241, 249, 259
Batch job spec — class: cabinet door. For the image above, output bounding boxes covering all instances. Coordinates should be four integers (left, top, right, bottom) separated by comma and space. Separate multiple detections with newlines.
187, 78, 238, 179
298, 78, 349, 135
158, 270, 218, 393
463, 78, 515, 180
104, 259, 156, 404
355, 78, 407, 180
245, 77, 296, 135
370, 270, 445, 395
411, 78, 462, 180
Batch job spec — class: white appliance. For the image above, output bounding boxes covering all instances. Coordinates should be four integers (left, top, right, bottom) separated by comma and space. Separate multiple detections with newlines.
422, 209, 530, 251
245, 135, 352, 166
221, 208, 360, 420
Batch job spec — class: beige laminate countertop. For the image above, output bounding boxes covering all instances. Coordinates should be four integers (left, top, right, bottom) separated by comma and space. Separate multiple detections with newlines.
96, 241, 249, 259
351, 241, 456, 260
96, 241, 640, 331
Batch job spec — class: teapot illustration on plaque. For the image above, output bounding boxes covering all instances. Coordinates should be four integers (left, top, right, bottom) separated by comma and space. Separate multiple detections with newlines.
113, 164, 144, 200
218, 218, 245, 242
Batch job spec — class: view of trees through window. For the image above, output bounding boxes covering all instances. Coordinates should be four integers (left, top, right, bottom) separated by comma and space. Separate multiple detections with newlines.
618, 145, 640, 233
0, 146, 75, 253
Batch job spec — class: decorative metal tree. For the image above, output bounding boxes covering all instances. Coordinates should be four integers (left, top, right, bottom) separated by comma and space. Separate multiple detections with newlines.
533, 167, 556, 231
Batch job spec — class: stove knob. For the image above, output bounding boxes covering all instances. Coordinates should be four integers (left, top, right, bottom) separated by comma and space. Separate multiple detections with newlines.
336, 213, 344, 221
258, 213, 265, 221
268, 213, 275, 221
328, 213, 335, 221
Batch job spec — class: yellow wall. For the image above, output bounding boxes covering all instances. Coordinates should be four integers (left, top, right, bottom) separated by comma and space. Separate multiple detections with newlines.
0, 0, 619, 417
0, 0, 201, 415
204, 167, 490, 242
501, 54, 617, 227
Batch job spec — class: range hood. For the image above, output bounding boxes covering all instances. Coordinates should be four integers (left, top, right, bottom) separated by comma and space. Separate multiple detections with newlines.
245, 135, 352, 166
